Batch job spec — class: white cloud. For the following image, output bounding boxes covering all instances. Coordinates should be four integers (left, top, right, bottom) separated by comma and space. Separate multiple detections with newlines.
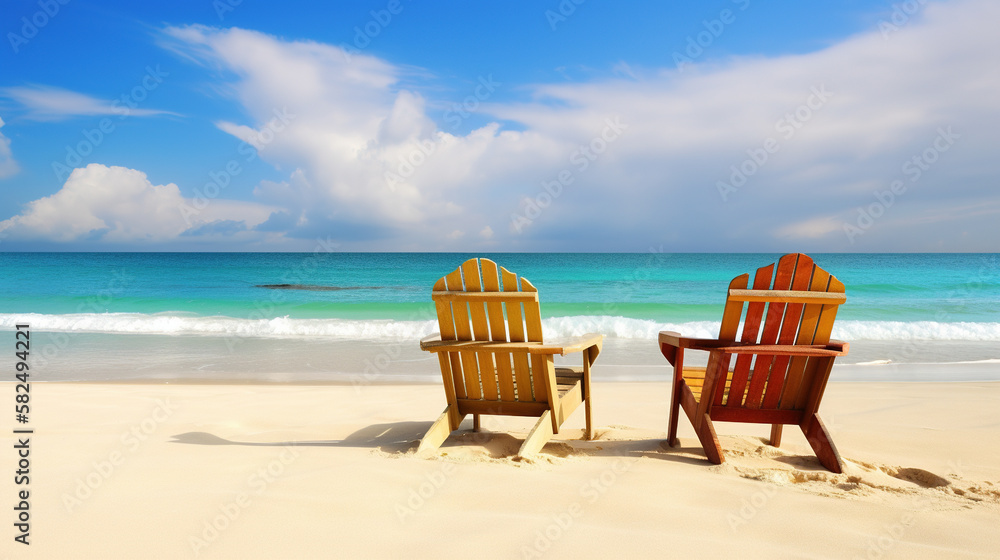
1, 85, 177, 120
0, 164, 273, 243
155, 0, 1000, 251
0, 117, 18, 178
161, 25, 569, 247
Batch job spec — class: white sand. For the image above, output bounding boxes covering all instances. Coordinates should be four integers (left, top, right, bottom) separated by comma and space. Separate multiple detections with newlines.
3, 380, 998, 559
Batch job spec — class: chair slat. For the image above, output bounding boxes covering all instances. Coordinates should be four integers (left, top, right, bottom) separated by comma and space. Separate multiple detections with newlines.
432, 291, 538, 302
728, 290, 845, 304
447, 267, 482, 400
725, 264, 773, 407
713, 275, 749, 405
794, 275, 845, 409
521, 277, 548, 403
464, 260, 499, 401
780, 268, 830, 409
718, 274, 749, 341
762, 255, 814, 409
521, 277, 544, 343
481, 260, 516, 402
744, 253, 797, 408
432, 275, 464, 398
502, 267, 533, 401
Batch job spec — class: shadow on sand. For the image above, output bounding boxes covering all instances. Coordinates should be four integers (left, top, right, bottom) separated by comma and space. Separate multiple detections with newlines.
171, 421, 715, 465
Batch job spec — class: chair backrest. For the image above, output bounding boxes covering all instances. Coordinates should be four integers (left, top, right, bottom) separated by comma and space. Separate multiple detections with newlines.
431, 258, 552, 406
712, 253, 846, 412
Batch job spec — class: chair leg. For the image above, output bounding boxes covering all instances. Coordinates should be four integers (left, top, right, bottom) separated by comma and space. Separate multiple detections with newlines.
517, 410, 554, 458
473, 414, 481, 432
418, 405, 461, 455
696, 413, 725, 465
584, 384, 593, 440
769, 424, 784, 447
801, 413, 844, 473
666, 379, 682, 447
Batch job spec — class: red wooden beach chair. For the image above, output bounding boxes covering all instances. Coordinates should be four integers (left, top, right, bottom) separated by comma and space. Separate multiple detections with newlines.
659, 253, 849, 472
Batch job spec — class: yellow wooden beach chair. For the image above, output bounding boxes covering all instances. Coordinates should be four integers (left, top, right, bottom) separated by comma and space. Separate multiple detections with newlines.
418, 258, 602, 458
659, 253, 850, 472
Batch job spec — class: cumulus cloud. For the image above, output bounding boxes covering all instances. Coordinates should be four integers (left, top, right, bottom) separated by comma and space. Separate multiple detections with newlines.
0, 164, 273, 243
154, 0, 1000, 251
160, 24, 568, 248
0, 117, 18, 178
1, 85, 178, 120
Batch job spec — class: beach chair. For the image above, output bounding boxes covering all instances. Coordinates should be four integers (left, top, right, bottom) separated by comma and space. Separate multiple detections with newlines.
659, 253, 849, 472
418, 258, 602, 458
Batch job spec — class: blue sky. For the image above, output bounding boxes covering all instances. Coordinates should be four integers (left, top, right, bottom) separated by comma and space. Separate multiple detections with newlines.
0, 0, 996, 251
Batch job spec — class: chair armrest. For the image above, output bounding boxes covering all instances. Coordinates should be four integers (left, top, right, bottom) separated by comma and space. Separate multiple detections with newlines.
532, 333, 603, 356
659, 331, 726, 350
659, 330, 728, 366
659, 331, 849, 364
828, 339, 850, 355
419, 332, 443, 350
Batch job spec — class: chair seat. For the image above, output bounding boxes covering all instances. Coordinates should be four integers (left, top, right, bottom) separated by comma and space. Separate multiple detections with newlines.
681, 367, 749, 405
555, 366, 584, 397
502, 367, 581, 402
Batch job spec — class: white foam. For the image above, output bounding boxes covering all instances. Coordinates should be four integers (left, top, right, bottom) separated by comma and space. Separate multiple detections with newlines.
832, 320, 1000, 341
2, 313, 999, 342
0, 313, 438, 340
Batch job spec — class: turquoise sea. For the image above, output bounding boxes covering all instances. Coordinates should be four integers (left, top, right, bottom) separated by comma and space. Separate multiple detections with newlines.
2, 253, 999, 382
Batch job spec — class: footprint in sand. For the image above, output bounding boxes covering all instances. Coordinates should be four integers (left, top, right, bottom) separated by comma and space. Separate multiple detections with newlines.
878, 466, 951, 488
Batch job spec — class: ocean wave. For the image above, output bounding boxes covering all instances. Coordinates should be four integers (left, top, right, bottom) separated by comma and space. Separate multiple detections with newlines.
254, 284, 382, 291
0, 313, 438, 340
2, 313, 1000, 342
